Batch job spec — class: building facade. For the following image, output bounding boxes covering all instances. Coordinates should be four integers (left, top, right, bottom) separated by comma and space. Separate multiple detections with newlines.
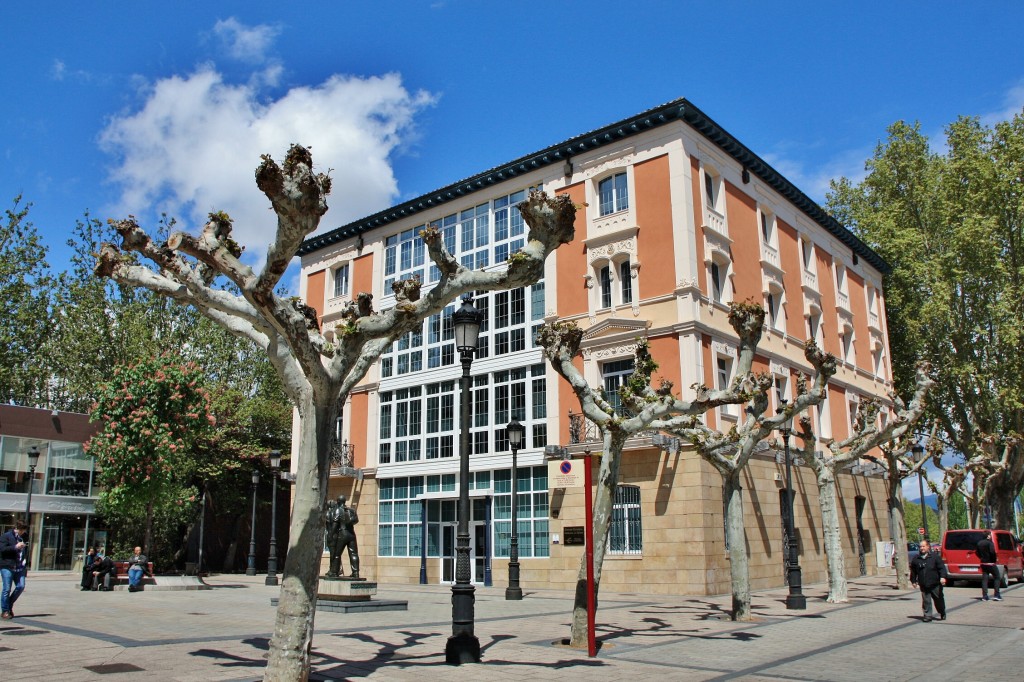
0, 404, 104, 571
298, 98, 896, 595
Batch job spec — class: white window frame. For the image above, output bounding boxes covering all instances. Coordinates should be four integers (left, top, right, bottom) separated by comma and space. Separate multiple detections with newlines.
709, 255, 732, 305
602, 358, 635, 415
800, 236, 816, 274
716, 354, 737, 419
759, 207, 777, 248
608, 484, 643, 555
840, 324, 855, 365
807, 309, 823, 346
597, 171, 629, 216
332, 263, 351, 299
703, 163, 723, 214
766, 285, 786, 334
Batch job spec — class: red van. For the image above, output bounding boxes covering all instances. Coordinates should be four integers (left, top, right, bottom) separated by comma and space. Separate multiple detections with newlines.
940, 529, 1024, 587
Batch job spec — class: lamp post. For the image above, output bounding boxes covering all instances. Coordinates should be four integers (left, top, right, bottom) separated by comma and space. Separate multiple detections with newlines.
25, 446, 40, 524
246, 469, 260, 576
266, 451, 282, 586
912, 444, 928, 540
505, 418, 525, 600
777, 402, 805, 609
446, 294, 484, 665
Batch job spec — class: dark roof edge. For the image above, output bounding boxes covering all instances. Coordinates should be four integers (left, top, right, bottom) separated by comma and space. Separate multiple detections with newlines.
299, 98, 890, 274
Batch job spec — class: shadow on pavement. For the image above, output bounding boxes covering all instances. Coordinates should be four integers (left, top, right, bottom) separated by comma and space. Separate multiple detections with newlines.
189, 637, 269, 669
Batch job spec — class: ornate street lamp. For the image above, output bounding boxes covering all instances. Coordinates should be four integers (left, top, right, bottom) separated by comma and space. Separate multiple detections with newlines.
777, 402, 806, 609
912, 444, 928, 540
25, 446, 40, 524
446, 294, 484, 665
266, 451, 282, 586
505, 418, 526, 601
246, 469, 260, 576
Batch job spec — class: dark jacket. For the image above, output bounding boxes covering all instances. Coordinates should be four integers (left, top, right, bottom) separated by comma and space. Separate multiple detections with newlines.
910, 551, 948, 589
92, 556, 114, 576
976, 538, 997, 564
0, 529, 26, 570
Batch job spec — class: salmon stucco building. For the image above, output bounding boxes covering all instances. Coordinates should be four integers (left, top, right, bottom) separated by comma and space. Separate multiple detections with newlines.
297, 98, 896, 595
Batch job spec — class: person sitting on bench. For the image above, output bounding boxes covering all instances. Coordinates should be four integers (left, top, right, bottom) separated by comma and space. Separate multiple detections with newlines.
90, 550, 115, 591
126, 546, 150, 592
80, 547, 96, 591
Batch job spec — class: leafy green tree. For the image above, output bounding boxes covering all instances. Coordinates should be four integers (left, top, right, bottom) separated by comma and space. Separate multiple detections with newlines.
0, 196, 53, 405
86, 355, 216, 552
827, 113, 1024, 530
948, 489, 969, 530
902, 498, 940, 544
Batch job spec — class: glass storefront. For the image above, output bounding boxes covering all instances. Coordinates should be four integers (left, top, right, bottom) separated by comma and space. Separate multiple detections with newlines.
0, 435, 105, 570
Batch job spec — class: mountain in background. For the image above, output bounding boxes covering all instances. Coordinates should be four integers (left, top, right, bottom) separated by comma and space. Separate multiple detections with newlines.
906, 493, 938, 510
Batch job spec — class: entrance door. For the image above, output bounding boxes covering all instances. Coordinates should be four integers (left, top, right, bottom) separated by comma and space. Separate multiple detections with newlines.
441, 523, 456, 583
440, 522, 487, 585
473, 523, 486, 584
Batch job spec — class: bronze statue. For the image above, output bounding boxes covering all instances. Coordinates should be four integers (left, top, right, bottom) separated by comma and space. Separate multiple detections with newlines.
325, 494, 359, 579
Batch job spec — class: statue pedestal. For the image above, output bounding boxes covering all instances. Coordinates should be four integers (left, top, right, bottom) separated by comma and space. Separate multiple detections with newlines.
270, 575, 408, 613
318, 576, 376, 602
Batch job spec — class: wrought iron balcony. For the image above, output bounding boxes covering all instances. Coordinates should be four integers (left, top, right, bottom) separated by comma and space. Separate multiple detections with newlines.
329, 439, 362, 479
567, 410, 659, 445
569, 411, 601, 445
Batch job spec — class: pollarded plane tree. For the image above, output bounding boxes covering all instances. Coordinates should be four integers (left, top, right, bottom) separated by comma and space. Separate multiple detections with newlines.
651, 303, 834, 621
538, 310, 754, 644
785, 363, 932, 603
865, 437, 934, 589
94, 144, 577, 682
540, 302, 831, 628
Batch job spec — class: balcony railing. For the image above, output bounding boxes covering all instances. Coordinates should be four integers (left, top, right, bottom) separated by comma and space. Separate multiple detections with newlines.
801, 269, 818, 291
703, 207, 728, 239
868, 310, 881, 331
569, 411, 601, 445
836, 290, 851, 312
329, 439, 362, 479
760, 243, 781, 270
568, 410, 658, 445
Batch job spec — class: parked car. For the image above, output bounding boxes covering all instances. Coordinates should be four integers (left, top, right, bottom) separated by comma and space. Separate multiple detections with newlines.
939, 529, 1024, 587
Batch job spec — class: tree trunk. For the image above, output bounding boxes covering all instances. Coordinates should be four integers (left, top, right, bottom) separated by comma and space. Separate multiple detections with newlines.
988, 486, 1018, 530
144, 501, 154, 555
265, 396, 336, 681
816, 467, 848, 603
568, 433, 625, 647
969, 478, 982, 528
937, 492, 949, 539
723, 471, 751, 620
222, 513, 244, 571
888, 485, 910, 590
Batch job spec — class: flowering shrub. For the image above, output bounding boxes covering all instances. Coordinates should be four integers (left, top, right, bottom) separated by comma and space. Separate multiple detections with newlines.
87, 355, 215, 524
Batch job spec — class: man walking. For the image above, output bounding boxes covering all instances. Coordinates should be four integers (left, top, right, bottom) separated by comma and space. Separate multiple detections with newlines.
0, 520, 29, 619
910, 539, 948, 622
976, 530, 1002, 601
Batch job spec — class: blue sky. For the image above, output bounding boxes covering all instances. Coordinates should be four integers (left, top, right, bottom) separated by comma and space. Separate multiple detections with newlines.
4, 2, 1023, 496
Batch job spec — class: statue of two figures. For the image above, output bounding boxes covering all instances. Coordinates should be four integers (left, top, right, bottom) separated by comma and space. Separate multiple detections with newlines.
325, 494, 360, 579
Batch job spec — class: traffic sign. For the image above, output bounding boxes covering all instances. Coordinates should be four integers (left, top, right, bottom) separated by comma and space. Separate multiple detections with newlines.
918, 527, 925, 535
548, 458, 584, 488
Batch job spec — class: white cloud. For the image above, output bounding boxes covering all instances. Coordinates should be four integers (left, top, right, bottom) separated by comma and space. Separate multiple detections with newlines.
212, 18, 281, 64
762, 146, 871, 206
981, 79, 1024, 127
99, 66, 435, 265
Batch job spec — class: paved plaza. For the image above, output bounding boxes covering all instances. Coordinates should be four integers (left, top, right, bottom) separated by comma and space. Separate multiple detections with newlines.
1, 570, 1020, 681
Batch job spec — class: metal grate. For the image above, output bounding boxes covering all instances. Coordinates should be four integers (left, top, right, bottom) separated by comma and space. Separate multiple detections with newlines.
84, 663, 146, 674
